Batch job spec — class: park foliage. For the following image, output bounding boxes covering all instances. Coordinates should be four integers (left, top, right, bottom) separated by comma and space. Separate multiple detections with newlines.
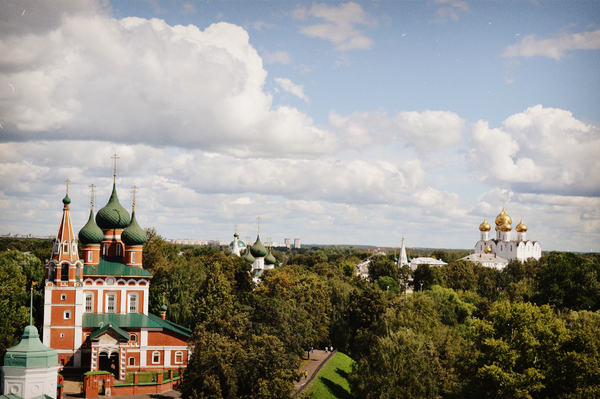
1, 235, 599, 398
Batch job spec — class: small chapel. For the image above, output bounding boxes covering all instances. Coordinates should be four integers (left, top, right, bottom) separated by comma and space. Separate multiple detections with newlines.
42, 163, 191, 382
474, 205, 542, 263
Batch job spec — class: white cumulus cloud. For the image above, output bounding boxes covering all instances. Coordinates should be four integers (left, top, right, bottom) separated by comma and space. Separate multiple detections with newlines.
502, 29, 600, 60
293, 2, 375, 51
274, 78, 309, 102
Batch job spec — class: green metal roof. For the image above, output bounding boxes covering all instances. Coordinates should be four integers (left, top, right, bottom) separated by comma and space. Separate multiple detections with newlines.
83, 258, 152, 277
121, 211, 147, 246
96, 183, 130, 229
3, 326, 58, 368
250, 235, 268, 257
88, 323, 130, 341
83, 313, 191, 338
79, 209, 104, 245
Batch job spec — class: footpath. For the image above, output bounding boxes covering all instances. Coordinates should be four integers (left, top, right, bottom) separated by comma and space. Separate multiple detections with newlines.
294, 349, 336, 396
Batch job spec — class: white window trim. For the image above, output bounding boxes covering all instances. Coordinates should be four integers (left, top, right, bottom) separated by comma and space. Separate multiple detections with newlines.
152, 351, 161, 365
64, 310, 71, 320
128, 293, 139, 314
131, 251, 136, 263
106, 293, 116, 313
63, 241, 69, 254
174, 351, 183, 364
61, 294, 66, 301
87, 251, 93, 262
84, 292, 94, 313
129, 357, 135, 366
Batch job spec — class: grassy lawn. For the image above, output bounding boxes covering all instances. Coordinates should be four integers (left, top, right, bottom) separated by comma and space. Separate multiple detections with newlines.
302, 352, 354, 399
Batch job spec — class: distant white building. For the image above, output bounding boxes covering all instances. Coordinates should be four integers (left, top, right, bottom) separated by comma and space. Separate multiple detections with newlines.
284, 238, 291, 249
474, 205, 541, 263
294, 237, 301, 249
397, 238, 409, 269
460, 253, 509, 269
409, 257, 447, 270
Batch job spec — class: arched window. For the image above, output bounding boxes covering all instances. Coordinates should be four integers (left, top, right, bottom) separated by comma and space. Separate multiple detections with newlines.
129, 333, 137, 342
129, 357, 135, 366
61, 264, 69, 281
174, 351, 183, 364
152, 351, 161, 364
61, 294, 66, 301
85, 293, 93, 313
72, 242, 77, 254
106, 293, 116, 313
63, 241, 69, 254
64, 310, 71, 320
128, 293, 139, 313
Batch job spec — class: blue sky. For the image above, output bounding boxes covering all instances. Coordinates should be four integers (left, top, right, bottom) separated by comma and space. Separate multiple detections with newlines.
0, 0, 599, 251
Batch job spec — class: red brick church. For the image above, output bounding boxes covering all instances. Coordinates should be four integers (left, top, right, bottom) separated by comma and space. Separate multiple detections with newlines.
42, 171, 191, 381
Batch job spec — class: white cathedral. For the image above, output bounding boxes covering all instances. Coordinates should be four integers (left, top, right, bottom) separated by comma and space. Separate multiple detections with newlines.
475, 205, 541, 262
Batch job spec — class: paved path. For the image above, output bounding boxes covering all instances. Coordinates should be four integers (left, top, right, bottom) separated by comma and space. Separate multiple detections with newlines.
293, 349, 332, 393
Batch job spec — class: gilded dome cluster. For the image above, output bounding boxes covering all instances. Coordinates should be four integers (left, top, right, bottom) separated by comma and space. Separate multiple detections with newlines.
495, 206, 512, 231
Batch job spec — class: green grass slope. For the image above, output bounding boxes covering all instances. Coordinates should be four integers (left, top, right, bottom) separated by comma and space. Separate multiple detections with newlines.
303, 352, 354, 399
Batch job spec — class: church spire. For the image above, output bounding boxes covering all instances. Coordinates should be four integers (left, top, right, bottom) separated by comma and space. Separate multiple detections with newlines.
51, 180, 79, 263
397, 237, 408, 268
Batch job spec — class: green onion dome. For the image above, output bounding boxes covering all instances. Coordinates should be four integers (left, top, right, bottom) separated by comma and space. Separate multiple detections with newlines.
96, 183, 130, 229
160, 303, 168, 312
234, 232, 239, 238
243, 247, 255, 264
78, 209, 104, 245
264, 249, 277, 265
122, 212, 147, 246
250, 235, 268, 258
63, 194, 71, 205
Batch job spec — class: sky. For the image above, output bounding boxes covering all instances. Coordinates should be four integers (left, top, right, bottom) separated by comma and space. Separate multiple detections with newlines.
0, 0, 599, 251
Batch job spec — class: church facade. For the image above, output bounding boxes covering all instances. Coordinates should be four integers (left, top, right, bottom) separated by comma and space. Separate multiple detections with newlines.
474, 206, 541, 263
42, 177, 191, 381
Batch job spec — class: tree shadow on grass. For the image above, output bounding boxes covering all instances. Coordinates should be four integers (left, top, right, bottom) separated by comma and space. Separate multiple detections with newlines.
336, 368, 349, 380
320, 374, 351, 399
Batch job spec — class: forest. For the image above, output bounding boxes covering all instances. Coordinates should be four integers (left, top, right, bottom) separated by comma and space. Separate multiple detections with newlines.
0, 233, 599, 399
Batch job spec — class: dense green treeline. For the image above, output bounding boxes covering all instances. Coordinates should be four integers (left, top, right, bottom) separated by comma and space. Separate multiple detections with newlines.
1, 234, 599, 398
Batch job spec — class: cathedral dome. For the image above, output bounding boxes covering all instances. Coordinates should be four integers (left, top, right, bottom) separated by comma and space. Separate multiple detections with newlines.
264, 250, 277, 265
250, 235, 268, 258
242, 247, 255, 264
96, 183, 130, 229
484, 245, 492, 254
500, 222, 512, 232
78, 209, 104, 245
122, 212, 147, 246
479, 218, 491, 232
495, 207, 512, 226
516, 219, 528, 232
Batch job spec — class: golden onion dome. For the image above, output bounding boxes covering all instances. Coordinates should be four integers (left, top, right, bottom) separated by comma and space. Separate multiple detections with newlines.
495, 206, 512, 226
516, 219, 527, 232
484, 245, 492, 254
479, 218, 491, 232
500, 222, 512, 232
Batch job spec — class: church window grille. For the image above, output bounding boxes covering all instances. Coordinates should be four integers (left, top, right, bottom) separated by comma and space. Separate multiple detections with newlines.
175, 351, 183, 364
85, 293, 93, 313
152, 351, 161, 364
128, 293, 138, 313
106, 293, 116, 313
61, 264, 69, 281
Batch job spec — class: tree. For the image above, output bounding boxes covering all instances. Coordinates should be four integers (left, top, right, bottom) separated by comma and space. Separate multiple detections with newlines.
368, 256, 398, 283
535, 252, 600, 311
412, 264, 446, 291
142, 227, 178, 273
0, 251, 30, 356
459, 301, 565, 399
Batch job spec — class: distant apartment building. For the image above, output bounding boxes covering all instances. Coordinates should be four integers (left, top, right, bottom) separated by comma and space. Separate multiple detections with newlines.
284, 238, 291, 249
294, 238, 301, 249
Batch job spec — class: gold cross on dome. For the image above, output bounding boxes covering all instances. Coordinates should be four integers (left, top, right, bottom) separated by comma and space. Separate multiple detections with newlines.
65, 179, 71, 194
111, 154, 120, 182
131, 186, 138, 211
256, 216, 261, 235
89, 184, 96, 209
235, 224, 238, 234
